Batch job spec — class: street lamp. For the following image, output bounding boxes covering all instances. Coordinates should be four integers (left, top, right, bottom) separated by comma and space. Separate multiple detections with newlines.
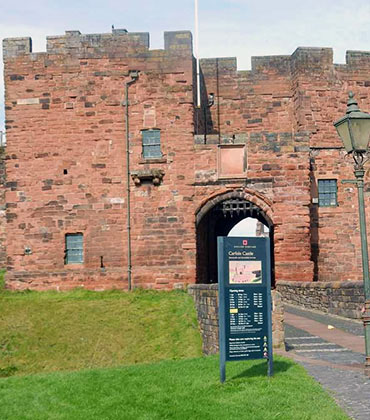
334, 91, 370, 376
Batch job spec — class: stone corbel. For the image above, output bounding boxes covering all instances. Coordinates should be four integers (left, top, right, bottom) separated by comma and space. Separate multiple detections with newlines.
131, 169, 165, 186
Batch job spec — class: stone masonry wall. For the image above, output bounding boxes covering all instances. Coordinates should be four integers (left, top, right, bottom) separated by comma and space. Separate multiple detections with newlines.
193, 131, 313, 283
277, 281, 365, 319
198, 49, 370, 284
188, 284, 284, 355
0, 148, 6, 266
292, 50, 370, 282
310, 148, 370, 282
3, 30, 196, 290
3, 28, 370, 290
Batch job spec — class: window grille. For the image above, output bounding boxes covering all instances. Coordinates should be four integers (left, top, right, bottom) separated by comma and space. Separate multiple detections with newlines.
65, 233, 83, 264
318, 179, 337, 207
142, 129, 162, 159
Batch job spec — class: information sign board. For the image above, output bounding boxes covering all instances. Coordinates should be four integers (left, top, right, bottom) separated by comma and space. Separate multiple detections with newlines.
218, 237, 273, 382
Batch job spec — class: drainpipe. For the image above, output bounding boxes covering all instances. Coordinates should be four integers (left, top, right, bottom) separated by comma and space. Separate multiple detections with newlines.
124, 70, 139, 291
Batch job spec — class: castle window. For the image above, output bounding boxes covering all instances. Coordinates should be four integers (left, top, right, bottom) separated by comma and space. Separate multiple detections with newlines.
142, 129, 162, 159
318, 179, 337, 207
65, 233, 83, 264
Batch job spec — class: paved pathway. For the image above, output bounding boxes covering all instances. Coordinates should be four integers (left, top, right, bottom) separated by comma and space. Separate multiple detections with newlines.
283, 304, 370, 420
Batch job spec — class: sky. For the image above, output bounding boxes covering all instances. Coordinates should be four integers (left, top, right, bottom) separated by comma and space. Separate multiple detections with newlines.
228, 218, 268, 237
1, 0, 370, 132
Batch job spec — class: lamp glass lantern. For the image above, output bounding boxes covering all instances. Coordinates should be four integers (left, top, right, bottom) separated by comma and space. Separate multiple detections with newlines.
334, 92, 370, 154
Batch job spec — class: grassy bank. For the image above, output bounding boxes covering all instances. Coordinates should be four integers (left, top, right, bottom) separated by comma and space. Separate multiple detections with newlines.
0, 288, 202, 376
0, 284, 349, 419
0, 355, 348, 420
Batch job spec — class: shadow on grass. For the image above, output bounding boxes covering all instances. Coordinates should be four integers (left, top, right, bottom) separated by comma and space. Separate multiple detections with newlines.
231, 359, 293, 379
0, 365, 18, 378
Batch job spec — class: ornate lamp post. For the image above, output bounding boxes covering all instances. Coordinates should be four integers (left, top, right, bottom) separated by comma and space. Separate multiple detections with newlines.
334, 91, 370, 376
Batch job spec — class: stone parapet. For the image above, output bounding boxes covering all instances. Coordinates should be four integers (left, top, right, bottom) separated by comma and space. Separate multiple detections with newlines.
2, 37, 32, 59
3, 30, 192, 60
277, 281, 365, 319
200, 47, 370, 79
345, 50, 370, 67
291, 47, 333, 73
188, 284, 284, 355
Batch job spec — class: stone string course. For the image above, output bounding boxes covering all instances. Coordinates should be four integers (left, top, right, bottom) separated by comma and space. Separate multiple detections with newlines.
188, 284, 284, 355
277, 281, 365, 319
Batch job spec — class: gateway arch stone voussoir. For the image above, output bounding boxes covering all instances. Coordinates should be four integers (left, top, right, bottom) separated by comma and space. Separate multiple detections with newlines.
195, 189, 274, 226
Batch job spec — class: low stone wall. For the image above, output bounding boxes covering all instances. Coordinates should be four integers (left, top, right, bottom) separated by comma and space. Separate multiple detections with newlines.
5, 269, 127, 291
188, 284, 219, 355
188, 284, 284, 355
277, 281, 364, 319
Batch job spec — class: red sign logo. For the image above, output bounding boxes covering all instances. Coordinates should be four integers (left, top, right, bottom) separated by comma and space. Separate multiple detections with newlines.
243, 240, 248, 246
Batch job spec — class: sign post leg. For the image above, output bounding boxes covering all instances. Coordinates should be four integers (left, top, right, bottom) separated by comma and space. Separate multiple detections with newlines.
220, 358, 226, 383
266, 239, 274, 377
218, 237, 227, 383
267, 356, 273, 377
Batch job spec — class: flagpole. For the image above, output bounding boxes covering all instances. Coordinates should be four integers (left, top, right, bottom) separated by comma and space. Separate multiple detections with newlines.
195, 0, 201, 108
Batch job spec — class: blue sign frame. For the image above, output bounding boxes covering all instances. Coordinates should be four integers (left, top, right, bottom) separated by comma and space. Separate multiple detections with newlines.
218, 237, 273, 382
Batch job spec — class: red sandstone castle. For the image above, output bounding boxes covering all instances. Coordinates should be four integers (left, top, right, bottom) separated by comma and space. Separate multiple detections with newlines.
2, 29, 370, 290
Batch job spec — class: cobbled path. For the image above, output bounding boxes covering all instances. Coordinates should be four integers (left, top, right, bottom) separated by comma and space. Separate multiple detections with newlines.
284, 305, 370, 420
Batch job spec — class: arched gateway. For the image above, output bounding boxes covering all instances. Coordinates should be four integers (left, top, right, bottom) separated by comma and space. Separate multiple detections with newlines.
195, 190, 275, 286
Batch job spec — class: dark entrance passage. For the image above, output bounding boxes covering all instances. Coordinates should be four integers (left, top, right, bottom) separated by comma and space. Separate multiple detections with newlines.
196, 197, 274, 286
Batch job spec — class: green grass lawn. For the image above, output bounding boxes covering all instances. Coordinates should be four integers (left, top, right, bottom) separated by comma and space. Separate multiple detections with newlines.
0, 284, 349, 419
0, 355, 349, 420
0, 288, 202, 376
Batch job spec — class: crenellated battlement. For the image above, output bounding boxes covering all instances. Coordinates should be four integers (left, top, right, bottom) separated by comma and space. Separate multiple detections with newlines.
200, 47, 370, 78
290, 47, 333, 74
3, 29, 193, 60
4, 29, 370, 78
46, 30, 150, 55
2, 37, 32, 59
345, 50, 370, 67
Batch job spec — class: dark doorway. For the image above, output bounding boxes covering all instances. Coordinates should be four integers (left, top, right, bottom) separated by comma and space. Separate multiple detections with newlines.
196, 198, 275, 286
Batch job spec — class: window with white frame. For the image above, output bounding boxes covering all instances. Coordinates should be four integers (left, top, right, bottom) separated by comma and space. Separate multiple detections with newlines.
65, 233, 83, 264
142, 129, 162, 159
318, 179, 337, 207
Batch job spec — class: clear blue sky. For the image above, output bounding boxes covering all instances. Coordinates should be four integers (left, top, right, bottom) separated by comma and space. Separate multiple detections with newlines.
1, 0, 370, 131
